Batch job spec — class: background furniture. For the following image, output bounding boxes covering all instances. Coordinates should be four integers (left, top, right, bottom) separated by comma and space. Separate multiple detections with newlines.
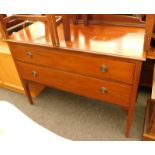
140, 15, 155, 88
143, 65, 155, 140
142, 15, 155, 140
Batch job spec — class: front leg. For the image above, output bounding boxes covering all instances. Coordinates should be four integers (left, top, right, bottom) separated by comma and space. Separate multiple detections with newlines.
23, 80, 33, 105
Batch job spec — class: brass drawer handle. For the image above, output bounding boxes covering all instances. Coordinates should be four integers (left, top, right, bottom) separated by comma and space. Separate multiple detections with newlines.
100, 65, 108, 73
100, 87, 108, 94
26, 52, 32, 58
32, 71, 37, 78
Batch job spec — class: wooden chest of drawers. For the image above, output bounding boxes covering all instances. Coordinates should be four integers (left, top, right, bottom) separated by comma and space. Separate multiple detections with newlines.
8, 41, 143, 138
9, 42, 137, 107
6, 22, 145, 137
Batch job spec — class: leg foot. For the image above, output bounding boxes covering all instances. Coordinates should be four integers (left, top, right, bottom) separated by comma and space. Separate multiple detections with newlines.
125, 107, 135, 138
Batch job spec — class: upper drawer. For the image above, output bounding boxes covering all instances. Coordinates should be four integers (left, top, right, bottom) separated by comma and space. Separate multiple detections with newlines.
9, 43, 135, 84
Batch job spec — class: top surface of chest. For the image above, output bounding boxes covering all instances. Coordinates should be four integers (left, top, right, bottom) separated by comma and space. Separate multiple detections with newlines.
7, 22, 145, 60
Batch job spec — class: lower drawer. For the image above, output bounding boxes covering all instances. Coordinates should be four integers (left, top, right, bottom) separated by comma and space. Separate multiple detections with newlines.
17, 62, 132, 107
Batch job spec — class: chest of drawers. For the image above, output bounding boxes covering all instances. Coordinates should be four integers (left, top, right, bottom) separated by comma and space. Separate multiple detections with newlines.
6, 22, 145, 137
8, 41, 143, 138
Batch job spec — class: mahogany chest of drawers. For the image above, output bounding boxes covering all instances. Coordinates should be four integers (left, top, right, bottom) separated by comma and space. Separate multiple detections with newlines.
8, 41, 143, 137
6, 22, 145, 137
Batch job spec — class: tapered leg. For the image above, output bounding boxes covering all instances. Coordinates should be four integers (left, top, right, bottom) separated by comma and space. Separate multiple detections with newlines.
125, 61, 142, 137
23, 80, 33, 105
125, 107, 135, 137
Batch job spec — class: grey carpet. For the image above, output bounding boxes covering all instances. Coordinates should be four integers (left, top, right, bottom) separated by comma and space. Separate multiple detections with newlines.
0, 86, 151, 140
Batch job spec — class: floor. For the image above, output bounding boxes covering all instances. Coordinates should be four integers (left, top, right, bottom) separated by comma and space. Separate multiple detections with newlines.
0, 86, 151, 140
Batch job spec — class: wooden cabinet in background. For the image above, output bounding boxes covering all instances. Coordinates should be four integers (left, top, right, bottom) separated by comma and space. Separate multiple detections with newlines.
0, 51, 23, 93
139, 15, 155, 88
143, 65, 155, 140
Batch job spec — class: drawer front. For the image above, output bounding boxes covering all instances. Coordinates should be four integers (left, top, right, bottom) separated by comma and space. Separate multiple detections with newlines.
17, 62, 132, 107
10, 43, 135, 84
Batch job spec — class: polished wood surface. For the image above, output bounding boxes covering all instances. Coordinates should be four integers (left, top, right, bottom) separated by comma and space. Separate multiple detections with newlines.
9, 42, 135, 84
8, 22, 145, 60
17, 61, 132, 107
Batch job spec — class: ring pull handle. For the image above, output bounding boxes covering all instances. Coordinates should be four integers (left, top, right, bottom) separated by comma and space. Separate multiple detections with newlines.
27, 52, 32, 58
100, 65, 108, 73
32, 71, 37, 78
100, 87, 108, 94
